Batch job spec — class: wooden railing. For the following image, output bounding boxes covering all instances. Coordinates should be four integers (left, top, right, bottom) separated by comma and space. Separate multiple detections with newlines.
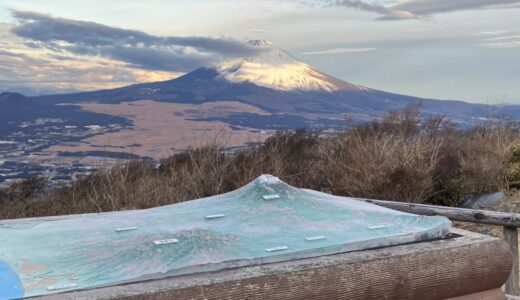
357, 198, 520, 296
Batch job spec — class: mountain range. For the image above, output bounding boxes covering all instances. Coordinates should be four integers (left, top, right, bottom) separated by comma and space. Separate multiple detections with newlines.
2, 39, 520, 160
18, 39, 518, 127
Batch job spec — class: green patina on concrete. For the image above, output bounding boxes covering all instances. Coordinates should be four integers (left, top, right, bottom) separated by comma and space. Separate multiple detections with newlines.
0, 175, 451, 298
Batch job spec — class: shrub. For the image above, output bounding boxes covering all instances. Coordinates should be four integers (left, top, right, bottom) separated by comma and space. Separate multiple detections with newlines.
1, 106, 519, 219
507, 144, 520, 188
320, 105, 444, 203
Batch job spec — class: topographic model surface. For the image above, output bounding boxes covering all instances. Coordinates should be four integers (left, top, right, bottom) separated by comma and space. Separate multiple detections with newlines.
0, 175, 451, 298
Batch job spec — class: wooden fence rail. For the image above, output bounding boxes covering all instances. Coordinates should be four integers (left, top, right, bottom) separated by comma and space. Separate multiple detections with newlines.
357, 198, 520, 296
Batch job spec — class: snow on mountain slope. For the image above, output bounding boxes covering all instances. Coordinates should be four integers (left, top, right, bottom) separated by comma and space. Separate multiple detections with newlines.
214, 40, 366, 92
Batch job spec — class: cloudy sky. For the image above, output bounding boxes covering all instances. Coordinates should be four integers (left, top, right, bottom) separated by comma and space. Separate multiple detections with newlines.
0, 0, 519, 103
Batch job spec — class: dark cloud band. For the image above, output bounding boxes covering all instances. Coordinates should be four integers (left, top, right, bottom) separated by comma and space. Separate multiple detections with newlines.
325, 0, 520, 20
10, 10, 263, 71
389, 0, 520, 16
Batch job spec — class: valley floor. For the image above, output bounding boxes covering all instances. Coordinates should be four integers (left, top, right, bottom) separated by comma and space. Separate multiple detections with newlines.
56, 100, 270, 159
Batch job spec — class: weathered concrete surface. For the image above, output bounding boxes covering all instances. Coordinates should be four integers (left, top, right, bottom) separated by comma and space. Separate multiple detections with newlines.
0, 175, 451, 298
34, 228, 511, 300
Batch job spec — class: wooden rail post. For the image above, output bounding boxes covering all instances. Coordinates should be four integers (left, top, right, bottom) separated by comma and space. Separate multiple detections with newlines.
355, 198, 520, 296
505, 227, 520, 296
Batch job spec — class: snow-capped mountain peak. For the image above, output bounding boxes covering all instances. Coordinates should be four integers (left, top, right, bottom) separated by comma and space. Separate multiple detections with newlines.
214, 40, 365, 92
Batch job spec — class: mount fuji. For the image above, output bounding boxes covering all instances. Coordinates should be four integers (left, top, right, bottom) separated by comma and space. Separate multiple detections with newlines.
3, 39, 520, 182
22, 40, 520, 126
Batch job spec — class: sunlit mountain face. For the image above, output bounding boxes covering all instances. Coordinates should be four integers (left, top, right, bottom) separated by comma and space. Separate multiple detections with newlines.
214, 40, 366, 92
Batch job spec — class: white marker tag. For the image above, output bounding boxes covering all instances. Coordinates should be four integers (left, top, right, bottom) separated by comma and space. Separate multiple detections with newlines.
368, 225, 387, 230
305, 236, 326, 241
265, 246, 288, 252
47, 283, 78, 291
206, 214, 225, 220
115, 226, 138, 232
153, 238, 179, 245
262, 194, 280, 200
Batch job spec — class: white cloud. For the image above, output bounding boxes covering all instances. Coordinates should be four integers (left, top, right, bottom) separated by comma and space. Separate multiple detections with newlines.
477, 29, 514, 36
484, 35, 520, 41
478, 30, 520, 48
480, 40, 520, 48
301, 47, 375, 55
0, 22, 178, 93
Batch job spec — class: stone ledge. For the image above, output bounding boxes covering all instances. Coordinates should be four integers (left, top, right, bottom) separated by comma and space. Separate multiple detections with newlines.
34, 228, 512, 300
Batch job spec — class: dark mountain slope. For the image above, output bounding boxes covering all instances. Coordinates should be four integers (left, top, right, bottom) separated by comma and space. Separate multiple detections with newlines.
0, 92, 130, 136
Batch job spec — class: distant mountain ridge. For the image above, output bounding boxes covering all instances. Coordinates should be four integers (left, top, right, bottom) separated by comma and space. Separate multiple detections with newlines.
0, 92, 44, 120
0, 92, 34, 105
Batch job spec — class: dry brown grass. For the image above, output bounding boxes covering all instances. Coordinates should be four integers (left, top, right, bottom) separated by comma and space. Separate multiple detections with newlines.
321, 130, 442, 203
1, 105, 519, 219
